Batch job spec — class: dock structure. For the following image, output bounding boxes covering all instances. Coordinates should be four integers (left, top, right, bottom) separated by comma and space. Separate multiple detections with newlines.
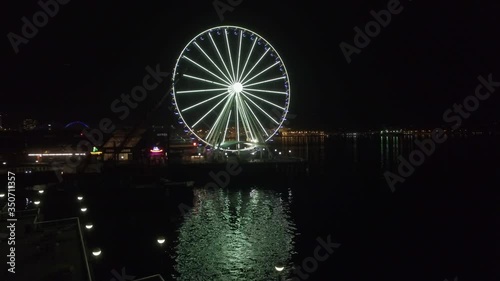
0, 203, 169, 281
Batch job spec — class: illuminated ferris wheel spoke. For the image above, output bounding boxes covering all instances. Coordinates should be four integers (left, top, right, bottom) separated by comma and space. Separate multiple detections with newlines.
236, 94, 253, 141
208, 108, 230, 145
240, 92, 280, 125
238, 95, 257, 141
242, 99, 257, 141
244, 100, 269, 137
176, 88, 228, 94
244, 88, 287, 95
241, 61, 279, 85
206, 94, 233, 141
183, 74, 228, 87
234, 95, 246, 140
192, 94, 230, 128
242, 90, 285, 110
243, 96, 261, 141
194, 42, 233, 84
239, 38, 257, 84
236, 31, 243, 82
235, 101, 240, 146
242, 76, 286, 88
183, 56, 230, 85
224, 29, 237, 84
239, 48, 270, 84
209, 33, 234, 83
181, 91, 229, 112
221, 109, 232, 145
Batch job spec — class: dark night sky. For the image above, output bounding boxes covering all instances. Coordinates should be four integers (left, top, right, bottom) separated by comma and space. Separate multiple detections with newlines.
3, 0, 500, 130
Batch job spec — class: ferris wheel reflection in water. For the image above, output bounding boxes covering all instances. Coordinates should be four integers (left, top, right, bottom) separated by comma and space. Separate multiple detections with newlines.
173, 187, 297, 280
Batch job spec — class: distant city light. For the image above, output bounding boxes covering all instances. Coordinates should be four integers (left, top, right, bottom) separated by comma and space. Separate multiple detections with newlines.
150, 146, 163, 153
90, 146, 102, 155
28, 153, 86, 157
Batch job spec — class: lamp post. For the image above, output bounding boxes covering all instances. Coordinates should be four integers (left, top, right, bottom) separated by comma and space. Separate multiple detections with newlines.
90, 247, 102, 280
157, 236, 167, 275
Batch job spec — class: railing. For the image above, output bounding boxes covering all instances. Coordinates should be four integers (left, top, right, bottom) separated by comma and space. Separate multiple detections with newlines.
33, 217, 93, 281
135, 274, 166, 281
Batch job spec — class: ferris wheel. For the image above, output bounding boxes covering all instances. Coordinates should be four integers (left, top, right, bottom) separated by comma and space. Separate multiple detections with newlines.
171, 26, 291, 151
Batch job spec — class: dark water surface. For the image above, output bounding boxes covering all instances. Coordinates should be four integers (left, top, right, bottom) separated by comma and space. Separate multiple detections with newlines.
41, 135, 500, 281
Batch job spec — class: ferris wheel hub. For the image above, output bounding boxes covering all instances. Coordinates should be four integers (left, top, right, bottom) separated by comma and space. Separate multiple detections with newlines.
230, 82, 243, 94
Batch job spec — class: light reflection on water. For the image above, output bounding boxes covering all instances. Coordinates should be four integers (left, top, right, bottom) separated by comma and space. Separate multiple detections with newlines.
174, 187, 297, 281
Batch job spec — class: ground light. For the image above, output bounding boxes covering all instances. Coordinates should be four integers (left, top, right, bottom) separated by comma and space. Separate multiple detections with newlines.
92, 248, 101, 257
157, 236, 166, 244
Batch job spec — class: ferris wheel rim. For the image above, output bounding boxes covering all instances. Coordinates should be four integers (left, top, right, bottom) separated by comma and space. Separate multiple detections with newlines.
171, 25, 291, 151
